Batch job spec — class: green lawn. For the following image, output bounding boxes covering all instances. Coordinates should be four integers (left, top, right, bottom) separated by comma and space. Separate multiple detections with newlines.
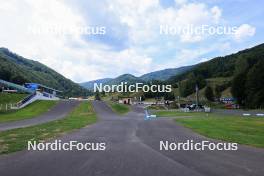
108, 102, 130, 115
0, 92, 27, 104
154, 110, 205, 117
174, 113, 264, 148
154, 110, 264, 147
0, 101, 97, 154
0, 100, 57, 123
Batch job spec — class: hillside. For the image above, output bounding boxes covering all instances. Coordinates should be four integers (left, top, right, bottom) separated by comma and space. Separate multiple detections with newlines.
140, 66, 193, 81
81, 74, 145, 90
0, 48, 90, 97
106, 74, 145, 85
169, 43, 264, 83
80, 78, 112, 90
186, 77, 232, 101
80, 66, 192, 90
168, 43, 264, 108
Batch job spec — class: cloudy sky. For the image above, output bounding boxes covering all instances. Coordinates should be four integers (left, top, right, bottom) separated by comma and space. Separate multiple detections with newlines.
0, 0, 263, 83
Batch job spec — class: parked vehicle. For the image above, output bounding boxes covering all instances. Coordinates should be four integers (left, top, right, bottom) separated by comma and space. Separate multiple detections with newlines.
186, 104, 204, 110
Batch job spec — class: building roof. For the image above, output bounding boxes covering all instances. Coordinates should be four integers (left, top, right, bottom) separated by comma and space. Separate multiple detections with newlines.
0, 79, 33, 93
25, 83, 63, 93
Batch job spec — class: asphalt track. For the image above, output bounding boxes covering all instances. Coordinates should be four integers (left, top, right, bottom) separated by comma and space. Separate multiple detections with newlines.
0, 101, 263, 176
0, 100, 80, 131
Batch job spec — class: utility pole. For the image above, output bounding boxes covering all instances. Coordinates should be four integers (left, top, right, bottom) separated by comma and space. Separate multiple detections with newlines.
195, 84, 199, 108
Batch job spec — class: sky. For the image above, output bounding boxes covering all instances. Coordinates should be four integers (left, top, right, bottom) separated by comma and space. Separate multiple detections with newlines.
0, 0, 263, 83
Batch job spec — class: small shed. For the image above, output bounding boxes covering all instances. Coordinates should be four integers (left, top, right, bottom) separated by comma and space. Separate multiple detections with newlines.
118, 96, 133, 105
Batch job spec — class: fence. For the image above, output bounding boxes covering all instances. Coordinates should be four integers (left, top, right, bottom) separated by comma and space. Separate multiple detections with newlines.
0, 103, 18, 111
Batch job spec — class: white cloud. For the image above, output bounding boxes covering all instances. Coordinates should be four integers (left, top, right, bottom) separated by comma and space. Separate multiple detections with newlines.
106, 0, 224, 47
158, 42, 233, 69
0, 0, 256, 83
211, 6, 222, 23
234, 24, 256, 41
174, 0, 187, 5
0, 0, 155, 82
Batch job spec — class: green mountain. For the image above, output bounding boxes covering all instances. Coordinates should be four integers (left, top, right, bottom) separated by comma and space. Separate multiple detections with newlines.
80, 78, 112, 90
169, 44, 264, 83
168, 43, 264, 108
80, 66, 192, 90
106, 74, 145, 85
78, 42, 264, 109
139, 66, 193, 81
0, 48, 90, 97
80, 74, 144, 90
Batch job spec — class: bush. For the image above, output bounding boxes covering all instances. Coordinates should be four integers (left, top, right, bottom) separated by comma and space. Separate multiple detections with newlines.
205, 86, 214, 102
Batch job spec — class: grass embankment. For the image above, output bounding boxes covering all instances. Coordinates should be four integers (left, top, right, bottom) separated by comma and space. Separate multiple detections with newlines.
0, 100, 57, 123
155, 110, 264, 148
0, 92, 27, 104
108, 102, 130, 115
0, 101, 97, 154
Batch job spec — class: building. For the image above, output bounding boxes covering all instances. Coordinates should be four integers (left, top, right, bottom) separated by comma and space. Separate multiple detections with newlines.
220, 97, 239, 109
24, 83, 62, 98
220, 97, 235, 104
0, 79, 62, 109
0, 79, 33, 93
118, 96, 133, 105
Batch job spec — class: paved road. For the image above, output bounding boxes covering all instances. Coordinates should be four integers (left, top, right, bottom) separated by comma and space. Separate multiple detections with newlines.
0, 100, 80, 131
0, 101, 263, 176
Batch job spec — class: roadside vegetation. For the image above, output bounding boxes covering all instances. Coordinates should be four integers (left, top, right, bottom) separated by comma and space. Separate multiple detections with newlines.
0, 100, 57, 123
108, 102, 130, 115
0, 101, 97, 154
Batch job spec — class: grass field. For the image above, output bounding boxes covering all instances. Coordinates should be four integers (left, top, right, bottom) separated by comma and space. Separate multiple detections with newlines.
153, 110, 204, 117
154, 110, 264, 148
0, 100, 57, 123
176, 116, 264, 148
0, 92, 27, 104
108, 102, 130, 115
0, 101, 97, 154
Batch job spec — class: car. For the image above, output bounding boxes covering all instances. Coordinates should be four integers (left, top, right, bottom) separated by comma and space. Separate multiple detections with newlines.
186, 104, 204, 110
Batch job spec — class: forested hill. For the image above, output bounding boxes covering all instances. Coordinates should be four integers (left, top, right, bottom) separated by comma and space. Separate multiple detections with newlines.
80, 66, 193, 90
0, 48, 90, 97
169, 43, 264, 82
139, 66, 193, 81
168, 43, 264, 108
